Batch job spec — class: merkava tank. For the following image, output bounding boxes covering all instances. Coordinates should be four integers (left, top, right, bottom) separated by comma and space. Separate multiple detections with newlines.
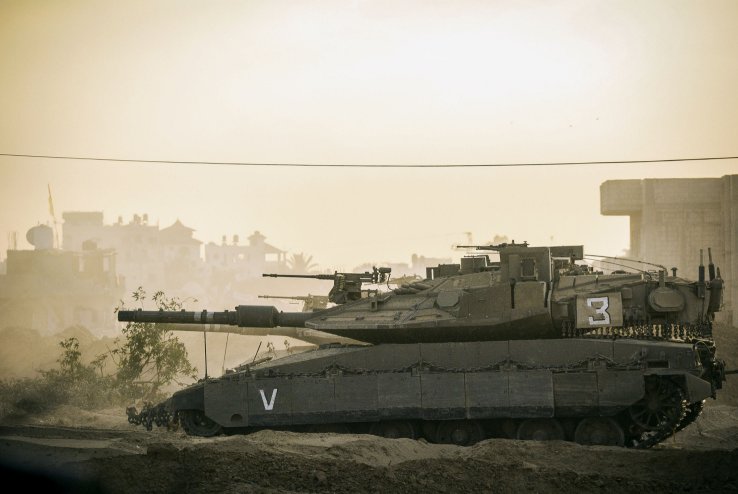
119, 243, 727, 448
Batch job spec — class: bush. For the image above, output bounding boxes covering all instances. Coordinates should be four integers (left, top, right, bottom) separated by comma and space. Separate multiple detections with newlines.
0, 288, 197, 420
0, 337, 117, 419
111, 287, 198, 403
0, 377, 65, 417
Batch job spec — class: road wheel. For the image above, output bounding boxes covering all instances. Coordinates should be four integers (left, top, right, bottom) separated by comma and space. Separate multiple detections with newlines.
369, 420, 416, 439
574, 417, 625, 446
436, 420, 485, 446
516, 419, 565, 441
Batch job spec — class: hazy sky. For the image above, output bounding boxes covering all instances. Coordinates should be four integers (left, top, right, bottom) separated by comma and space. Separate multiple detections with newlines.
1, 0, 736, 271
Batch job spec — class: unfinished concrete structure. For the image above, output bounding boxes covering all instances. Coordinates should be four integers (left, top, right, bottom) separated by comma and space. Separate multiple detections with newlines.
601, 175, 738, 326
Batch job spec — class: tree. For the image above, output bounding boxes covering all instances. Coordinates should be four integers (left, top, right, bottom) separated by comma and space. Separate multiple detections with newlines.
287, 252, 318, 273
112, 287, 197, 402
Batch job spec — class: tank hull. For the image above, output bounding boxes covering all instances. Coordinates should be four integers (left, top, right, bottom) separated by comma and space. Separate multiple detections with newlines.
166, 337, 716, 447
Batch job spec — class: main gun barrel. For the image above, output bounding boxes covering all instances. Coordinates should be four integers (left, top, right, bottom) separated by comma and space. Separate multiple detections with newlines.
118, 306, 313, 328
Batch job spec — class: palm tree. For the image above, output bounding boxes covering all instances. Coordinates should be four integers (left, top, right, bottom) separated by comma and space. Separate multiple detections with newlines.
287, 252, 318, 273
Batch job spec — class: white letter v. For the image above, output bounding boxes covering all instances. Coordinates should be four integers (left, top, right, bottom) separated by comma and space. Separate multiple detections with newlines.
259, 389, 278, 411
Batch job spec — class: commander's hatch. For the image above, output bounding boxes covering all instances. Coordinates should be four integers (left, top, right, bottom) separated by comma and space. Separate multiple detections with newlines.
499, 246, 557, 283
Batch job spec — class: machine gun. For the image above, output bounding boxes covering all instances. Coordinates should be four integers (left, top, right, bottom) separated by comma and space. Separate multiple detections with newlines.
455, 240, 529, 251
258, 294, 330, 312
262, 266, 391, 305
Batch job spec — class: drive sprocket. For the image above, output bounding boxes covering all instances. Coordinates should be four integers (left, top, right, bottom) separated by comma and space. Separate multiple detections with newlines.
627, 377, 686, 448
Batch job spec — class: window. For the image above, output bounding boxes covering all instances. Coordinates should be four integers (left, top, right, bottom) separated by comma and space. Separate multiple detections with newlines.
520, 258, 537, 280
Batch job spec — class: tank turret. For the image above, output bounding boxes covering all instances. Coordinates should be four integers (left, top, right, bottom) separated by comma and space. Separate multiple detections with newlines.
119, 244, 723, 345
120, 243, 729, 449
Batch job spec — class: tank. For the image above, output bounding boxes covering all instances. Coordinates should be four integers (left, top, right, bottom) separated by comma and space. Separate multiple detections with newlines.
119, 243, 728, 448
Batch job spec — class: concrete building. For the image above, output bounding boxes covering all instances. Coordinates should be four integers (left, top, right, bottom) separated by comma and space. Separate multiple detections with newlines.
601, 175, 738, 326
204, 231, 287, 279
62, 212, 203, 293
0, 224, 123, 334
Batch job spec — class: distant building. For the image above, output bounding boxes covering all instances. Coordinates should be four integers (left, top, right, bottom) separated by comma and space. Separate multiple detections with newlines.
600, 175, 738, 326
61, 211, 107, 251
61, 212, 293, 310
62, 212, 202, 293
204, 230, 287, 279
0, 224, 123, 334
159, 220, 202, 264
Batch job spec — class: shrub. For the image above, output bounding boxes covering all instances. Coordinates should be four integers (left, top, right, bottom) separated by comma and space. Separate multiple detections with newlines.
111, 287, 197, 403
0, 288, 197, 420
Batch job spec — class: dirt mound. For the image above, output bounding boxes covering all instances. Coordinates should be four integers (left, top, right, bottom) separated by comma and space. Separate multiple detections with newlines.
1, 403, 737, 494
83, 429, 737, 494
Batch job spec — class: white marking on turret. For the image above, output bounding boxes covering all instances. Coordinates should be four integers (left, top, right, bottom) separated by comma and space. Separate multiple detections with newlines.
586, 296, 610, 325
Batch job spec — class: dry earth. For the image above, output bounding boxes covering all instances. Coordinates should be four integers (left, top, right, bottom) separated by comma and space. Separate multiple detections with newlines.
1, 403, 738, 494
0, 324, 737, 493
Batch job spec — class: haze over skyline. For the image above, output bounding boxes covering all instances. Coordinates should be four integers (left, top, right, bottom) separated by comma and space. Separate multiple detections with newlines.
1, 0, 737, 271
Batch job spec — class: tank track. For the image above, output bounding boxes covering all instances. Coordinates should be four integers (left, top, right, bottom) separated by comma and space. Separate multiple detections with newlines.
136, 415, 690, 449
675, 400, 706, 433
126, 402, 178, 431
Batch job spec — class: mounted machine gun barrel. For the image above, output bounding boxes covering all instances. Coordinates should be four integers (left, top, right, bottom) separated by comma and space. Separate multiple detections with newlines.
262, 266, 391, 304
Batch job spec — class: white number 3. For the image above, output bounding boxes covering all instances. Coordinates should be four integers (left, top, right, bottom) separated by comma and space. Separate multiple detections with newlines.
586, 297, 610, 326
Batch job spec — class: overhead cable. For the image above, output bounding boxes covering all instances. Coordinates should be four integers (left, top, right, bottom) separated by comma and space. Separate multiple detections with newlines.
0, 153, 736, 168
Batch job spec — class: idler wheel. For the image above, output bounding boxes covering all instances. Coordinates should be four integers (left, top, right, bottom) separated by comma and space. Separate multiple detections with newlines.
573, 417, 625, 446
516, 419, 565, 441
628, 378, 686, 431
180, 410, 223, 437
369, 420, 416, 439
436, 420, 485, 446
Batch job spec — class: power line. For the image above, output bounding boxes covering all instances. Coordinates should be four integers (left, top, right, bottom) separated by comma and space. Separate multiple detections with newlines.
0, 152, 737, 168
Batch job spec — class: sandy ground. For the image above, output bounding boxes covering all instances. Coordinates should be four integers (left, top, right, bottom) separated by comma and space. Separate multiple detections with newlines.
1, 402, 737, 494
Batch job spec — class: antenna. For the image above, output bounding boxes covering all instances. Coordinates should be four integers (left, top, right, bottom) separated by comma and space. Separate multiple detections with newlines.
586, 253, 666, 273
252, 341, 262, 363
221, 332, 230, 376
203, 330, 208, 378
